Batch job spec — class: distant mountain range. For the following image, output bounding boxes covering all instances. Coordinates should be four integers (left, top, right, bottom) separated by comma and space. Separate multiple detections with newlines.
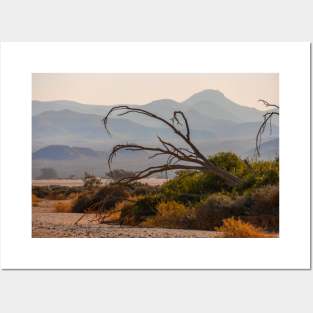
32, 109, 217, 151
33, 89, 271, 124
32, 89, 279, 178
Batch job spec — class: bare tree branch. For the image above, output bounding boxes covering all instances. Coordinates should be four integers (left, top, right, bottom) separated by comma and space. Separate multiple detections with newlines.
103, 106, 242, 187
256, 100, 279, 157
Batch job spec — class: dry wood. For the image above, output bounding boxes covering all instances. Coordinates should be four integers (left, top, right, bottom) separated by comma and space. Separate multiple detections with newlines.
103, 106, 242, 187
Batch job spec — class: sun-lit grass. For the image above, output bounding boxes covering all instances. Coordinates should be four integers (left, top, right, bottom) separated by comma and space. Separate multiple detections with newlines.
215, 217, 275, 238
55, 200, 74, 213
142, 201, 194, 229
32, 194, 40, 206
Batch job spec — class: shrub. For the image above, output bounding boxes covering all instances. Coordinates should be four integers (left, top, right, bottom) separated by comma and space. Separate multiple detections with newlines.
195, 193, 240, 229
91, 184, 129, 211
128, 182, 159, 196
119, 195, 160, 225
55, 200, 74, 213
161, 170, 226, 204
143, 201, 195, 229
238, 160, 279, 190
209, 152, 246, 176
106, 169, 136, 181
83, 172, 102, 189
32, 186, 85, 200
160, 152, 252, 204
195, 185, 279, 230
248, 185, 279, 216
240, 215, 279, 232
32, 186, 50, 198
32, 194, 40, 206
72, 184, 129, 213
72, 192, 93, 213
215, 217, 273, 238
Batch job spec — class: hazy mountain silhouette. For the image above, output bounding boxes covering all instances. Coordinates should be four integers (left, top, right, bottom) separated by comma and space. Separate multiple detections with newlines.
32, 109, 216, 150
32, 89, 279, 177
32, 89, 267, 123
33, 145, 103, 160
244, 138, 279, 160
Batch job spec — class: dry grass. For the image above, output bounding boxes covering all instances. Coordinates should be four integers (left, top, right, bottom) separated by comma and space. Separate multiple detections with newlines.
143, 201, 194, 229
97, 209, 122, 224
55, 200, 74, 213
215, 217, 275, 238
32, 194, 40, 206
96, 200, 127, 224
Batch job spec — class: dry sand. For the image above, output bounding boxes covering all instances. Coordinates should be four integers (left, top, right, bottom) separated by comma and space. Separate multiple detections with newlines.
32, 178, 168, 187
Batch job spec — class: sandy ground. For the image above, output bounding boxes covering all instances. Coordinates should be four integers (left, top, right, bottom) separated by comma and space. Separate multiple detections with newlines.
32, 178, 168, 187
32, 200, 221, 238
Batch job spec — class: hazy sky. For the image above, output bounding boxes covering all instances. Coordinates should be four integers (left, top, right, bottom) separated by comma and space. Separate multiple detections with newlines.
33, 73, 279, 110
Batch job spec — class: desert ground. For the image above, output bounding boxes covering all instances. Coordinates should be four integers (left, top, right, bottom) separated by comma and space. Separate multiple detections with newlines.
32, 199, 221, 238
32, 178, 168, 187
32, 179, 221, 238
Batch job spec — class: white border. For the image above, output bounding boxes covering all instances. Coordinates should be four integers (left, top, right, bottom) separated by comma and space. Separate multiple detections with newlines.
0, 42, 310, 269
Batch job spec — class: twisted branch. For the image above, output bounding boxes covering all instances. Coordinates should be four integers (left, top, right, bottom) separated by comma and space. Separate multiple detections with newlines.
103, 106, 242, 187
256, 99, 279, 157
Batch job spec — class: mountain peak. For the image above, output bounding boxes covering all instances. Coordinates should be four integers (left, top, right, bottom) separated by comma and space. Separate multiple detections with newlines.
184, 89, 225, 103
33, 145, 100, 160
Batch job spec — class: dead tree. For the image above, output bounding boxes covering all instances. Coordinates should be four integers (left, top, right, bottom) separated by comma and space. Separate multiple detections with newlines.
103, 106, 242, 187
256, 100, 279, 157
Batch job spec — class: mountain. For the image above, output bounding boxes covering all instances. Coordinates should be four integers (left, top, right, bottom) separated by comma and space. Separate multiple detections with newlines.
243, 138, 279, 160
32, 89, 269, 125
182, 90, 264, 122
32, 89, 279, 177
32, 100, 111, 116
33, 145, 103, 160
32, 109, 216, 150
32, 144, 150, 178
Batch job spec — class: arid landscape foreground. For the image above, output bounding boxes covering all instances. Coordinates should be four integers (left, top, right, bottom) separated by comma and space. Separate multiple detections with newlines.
32, 173, 278, 239
33, 198, 222, 238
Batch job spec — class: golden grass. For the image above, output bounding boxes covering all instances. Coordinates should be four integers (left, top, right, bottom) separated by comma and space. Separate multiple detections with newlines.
215, 217, 275, 238
98, 209, 122, 224
96, 201, 125, 224
55, 200, 74, 213
32, 194, 40, 206
143, 201, 193, 229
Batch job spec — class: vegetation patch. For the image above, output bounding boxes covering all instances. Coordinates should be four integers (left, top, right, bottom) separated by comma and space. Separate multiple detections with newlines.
119, 195, 161, 225
143, 201, 195, 229
32, 185, 85, 200
55, 200, 75, 213
32, 194, 40, 206
72, 184, 129, 213
215, 217, 275, 238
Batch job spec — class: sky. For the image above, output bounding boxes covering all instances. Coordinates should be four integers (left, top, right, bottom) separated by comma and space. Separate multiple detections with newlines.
32, 73, 279, 110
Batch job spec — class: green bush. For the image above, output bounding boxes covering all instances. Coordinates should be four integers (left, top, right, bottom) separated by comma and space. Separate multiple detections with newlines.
160, 152, 256, 204
238, 159, 279, 191
71, 152, 279, 230
209, 152, 246, 176
161, 170, 228, 204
